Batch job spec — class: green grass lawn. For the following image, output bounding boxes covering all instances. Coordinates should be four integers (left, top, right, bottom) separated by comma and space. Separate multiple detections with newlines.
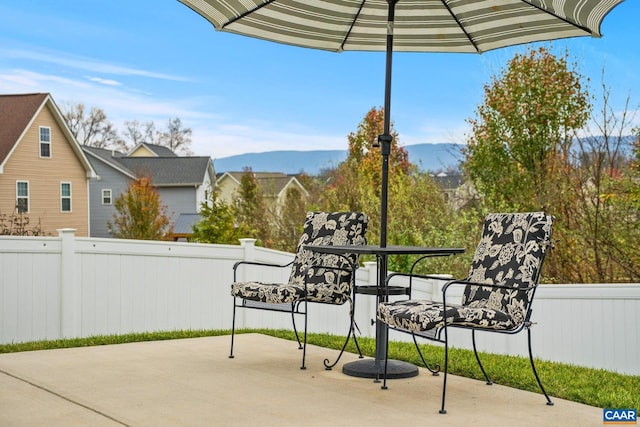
1, 328, 638, 410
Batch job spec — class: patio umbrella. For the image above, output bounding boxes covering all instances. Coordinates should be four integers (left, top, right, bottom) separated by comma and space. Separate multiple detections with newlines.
178, 0, 622, 250
178, 0, 622, 377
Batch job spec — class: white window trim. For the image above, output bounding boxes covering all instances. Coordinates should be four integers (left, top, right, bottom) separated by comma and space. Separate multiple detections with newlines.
60, 182, 72, 212
16, 180, 29, 213
39, 126, 51, 159
102, 189, 112, 205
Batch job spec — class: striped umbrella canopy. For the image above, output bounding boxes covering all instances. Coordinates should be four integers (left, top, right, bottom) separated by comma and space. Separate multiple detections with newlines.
178, 0, 623, 247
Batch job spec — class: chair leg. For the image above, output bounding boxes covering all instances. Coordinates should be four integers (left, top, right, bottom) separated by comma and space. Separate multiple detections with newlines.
301, 299, 308, 370
290, 302, 303, 350
439, 325, 449, 414
352, 325, 364, 358
381, 324, 390, 390
472, 330, 492, 385
229, 298, 237, 359
527, 327, 554, 406
324, 299, 360, 370
412, 333, 440, 375
351, 292, 364, 358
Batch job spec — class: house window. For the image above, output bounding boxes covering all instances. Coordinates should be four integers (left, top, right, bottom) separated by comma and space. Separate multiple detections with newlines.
61, 182, 72, 212
39, 126, 51, 158
102, 189, 112, 205
16, 181, 29, 213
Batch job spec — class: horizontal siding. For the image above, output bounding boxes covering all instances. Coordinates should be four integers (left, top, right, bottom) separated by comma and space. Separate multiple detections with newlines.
86, 159, 132, 237
158, 187, 197, 224
0, 106, 89, 236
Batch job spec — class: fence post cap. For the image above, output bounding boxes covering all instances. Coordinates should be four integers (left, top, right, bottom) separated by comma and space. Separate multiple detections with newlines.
238, 238, 257, 246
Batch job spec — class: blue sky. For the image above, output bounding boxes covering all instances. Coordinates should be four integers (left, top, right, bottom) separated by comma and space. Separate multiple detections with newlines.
0, 1, 638, 160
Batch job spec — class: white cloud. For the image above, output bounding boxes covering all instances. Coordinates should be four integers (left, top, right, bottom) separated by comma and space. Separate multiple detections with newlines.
0, 69, 91, 91
86, 76, 122, 86
0, 67, 215, 138
1, 47, 189, 82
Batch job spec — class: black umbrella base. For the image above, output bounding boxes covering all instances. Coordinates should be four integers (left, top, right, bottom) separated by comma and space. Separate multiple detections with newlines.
342, 359, 419, 379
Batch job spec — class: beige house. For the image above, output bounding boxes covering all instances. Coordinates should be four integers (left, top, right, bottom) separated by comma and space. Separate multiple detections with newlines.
216, 171, 308, 210
127, 142, 178, 158
0, 93, 96, 236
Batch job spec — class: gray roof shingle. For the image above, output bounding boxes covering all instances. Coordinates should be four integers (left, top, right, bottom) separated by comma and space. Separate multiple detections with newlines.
83, 146, 214, 186
115, 157, 213, 186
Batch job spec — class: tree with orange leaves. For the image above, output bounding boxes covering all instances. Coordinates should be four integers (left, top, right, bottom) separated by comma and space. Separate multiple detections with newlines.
324, 107, 411, 214
463, 46, 590, 211
321, 108, 464, 276
108, 177, 173, 240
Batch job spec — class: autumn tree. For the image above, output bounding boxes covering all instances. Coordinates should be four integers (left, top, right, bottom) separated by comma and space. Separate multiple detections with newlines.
233, 168, 271, 245
463, 46, 640, 283
463, 46, 591, 211
293, 172, 323, 210
320, 107, 470, 275
62, 103, 126, 150
463, 46, 593, 282
269, 186, 308, 252
108, 177, 173, 240
323, 107, 411, 242
559, 73, 640, 283
190, 187, 249, 244
385, 171, 477, 275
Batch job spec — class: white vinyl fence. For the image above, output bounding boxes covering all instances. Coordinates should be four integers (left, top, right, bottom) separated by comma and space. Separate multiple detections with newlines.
1, 229, 638, 376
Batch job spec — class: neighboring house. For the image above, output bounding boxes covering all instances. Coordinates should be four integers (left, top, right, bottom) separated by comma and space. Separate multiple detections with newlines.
127, 142, 178, 158
0, 93, 96, 236
83, 146, 215, 238
431, 172, 480, 211
82, 147, 137, 238
432, 172, 463, 203
216, 171, 309, 211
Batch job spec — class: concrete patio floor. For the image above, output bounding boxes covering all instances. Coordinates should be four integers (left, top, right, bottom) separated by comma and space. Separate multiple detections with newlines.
0, 333, 602, 426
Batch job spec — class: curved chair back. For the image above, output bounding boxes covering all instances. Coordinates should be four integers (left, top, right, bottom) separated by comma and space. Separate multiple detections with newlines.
288, 211, 368, 304
462, 212, 554, 325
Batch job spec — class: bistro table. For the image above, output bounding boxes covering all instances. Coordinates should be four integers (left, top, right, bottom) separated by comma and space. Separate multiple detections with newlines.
305, 244, 464, 380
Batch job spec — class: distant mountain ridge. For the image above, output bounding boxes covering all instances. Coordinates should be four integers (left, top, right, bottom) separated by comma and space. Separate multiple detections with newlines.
213, 143, 463, 175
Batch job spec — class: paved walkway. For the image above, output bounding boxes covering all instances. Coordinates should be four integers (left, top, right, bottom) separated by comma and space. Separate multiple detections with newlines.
0, 334, 602, 426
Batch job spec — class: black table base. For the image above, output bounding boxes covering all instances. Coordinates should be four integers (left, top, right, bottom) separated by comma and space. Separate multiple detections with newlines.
304, 244, 463, 381
342, 358, 419, 379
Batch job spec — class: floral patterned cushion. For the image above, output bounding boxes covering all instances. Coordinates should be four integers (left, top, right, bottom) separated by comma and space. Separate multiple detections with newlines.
378, 212, 554, 332
377, 300, 518, 332
232, 212, 368, 305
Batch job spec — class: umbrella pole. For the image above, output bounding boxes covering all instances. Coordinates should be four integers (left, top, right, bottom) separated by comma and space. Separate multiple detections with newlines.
378, 0, 397, 250
375, 0, 397, 378
346, 0, 417, 381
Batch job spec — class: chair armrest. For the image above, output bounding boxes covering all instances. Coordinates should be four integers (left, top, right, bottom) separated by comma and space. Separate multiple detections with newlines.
385, 271, 452, 297
441, 280, 536, 294
233, 259, 294, 281
440, 279, 537, 310
386, 272, 452, 283
408, 253, 460, 276
385, 273, 537, 301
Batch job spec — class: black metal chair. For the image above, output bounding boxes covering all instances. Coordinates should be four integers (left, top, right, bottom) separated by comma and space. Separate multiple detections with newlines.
377, 212, 555, 414
229, 211, 369, 369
